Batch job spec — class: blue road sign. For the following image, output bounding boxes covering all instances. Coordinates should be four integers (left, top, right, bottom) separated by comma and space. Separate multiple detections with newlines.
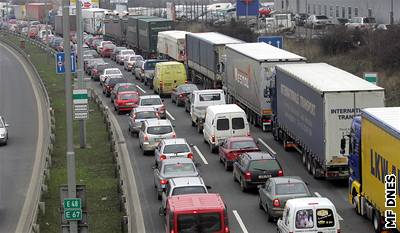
236, 0, 260, 17
257, 36, 283, 49
55, 52, 76, 74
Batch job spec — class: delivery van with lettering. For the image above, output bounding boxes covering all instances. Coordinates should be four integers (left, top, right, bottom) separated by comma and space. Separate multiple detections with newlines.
272, 63, 385, 180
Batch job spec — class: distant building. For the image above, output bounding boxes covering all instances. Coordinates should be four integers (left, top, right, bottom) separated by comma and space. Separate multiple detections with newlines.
274, 0, 400, 24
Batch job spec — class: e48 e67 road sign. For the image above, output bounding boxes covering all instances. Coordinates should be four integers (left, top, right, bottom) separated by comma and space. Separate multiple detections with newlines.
64, 209, 82, 221
63, 198, 82, 221
55, 52, 77, 74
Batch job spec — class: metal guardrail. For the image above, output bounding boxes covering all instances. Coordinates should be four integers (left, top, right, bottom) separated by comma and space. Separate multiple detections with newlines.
0, 30, 54, 233
0, 30, 146, 233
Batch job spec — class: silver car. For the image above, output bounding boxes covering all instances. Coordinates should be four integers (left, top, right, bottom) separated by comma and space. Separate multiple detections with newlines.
138, 119, 175, 154
154, 138, 193, 167
116, 49, 135, 65
128, 107, 160, 136
0, 116, 9, 145
138, 95, 166, 119
123, 55, 143, 71
153, 158, 199, 200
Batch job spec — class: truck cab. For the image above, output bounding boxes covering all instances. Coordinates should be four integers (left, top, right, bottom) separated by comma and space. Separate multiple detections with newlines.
162, 193, 230, 233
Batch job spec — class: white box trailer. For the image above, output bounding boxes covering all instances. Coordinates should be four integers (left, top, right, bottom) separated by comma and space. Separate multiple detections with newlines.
82, 8, 107, 35
224, 42, 306, 131
157, 30, 189, 62
272, 63, 385, 180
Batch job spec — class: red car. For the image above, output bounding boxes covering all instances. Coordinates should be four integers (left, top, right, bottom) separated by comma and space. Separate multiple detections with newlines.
103, 76, 127, 97
113, 91, 139, 114
100, 44, 116, 58
218, 136, 261, 171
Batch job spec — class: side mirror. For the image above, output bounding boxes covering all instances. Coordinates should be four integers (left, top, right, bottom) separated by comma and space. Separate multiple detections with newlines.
4, 123, 9, 127
304, 181, 310, 186
189, 143, 194, 147
159, 207, 165, 216
206, 185, 212, 190
161, 99, 164, 102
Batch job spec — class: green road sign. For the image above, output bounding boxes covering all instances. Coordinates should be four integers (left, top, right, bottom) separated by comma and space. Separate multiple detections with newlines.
363, 72, 378, 85
64, 209, 82, 221
64, 198, 81, 209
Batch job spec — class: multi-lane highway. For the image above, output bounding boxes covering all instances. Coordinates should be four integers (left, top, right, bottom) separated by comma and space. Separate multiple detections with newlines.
87, 56, 375, 233
0, 42, 44, 233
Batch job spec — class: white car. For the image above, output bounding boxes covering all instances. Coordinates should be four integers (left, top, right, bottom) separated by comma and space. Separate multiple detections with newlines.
99, 68, 122, 86
305, 15, 331, 28
0, 116, 9, 145
345, 17, 376, 30
123, 55, 143, 71
139, 119, 176, 154
154, 138, 193, 167
116, 49, 135, 65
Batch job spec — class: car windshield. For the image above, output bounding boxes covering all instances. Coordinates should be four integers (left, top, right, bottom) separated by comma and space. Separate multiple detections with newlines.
141, 98, 162, 106
181, 85, 198, 92
316, 15, 328, 19
163, 163, 195, 174
109, 78, 127, 85
135, 111, 157, 119
276, 183, 308, 195
231, 140, 257, 149
118, 86, 136, 92
199, 93, 221, 101
147, 126, 172, 135
172, 186, 207, 196
163, 144, 190, 154
106, 69, 121, 75
249, 159, 280, 171
144, 61, 158, 70
177, 213, 222, 233
120, 93, 138, 100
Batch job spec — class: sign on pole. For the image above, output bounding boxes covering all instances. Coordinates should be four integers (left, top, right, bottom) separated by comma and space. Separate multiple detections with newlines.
55, 52, 77, 74
73, 89, 89, 120
258, 36, 284, 49
236, 0, 259, 17
363, 72, 378, 85
63, 198, 82, 221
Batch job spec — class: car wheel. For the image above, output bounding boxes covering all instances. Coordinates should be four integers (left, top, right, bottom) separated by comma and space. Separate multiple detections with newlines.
210, 143, 217, 154
240, 178, 247, 192
265, 206, 274, 222
171, 96, 175, 103
224, 160, 231, 171
233, 169, 238, 182
157, 191, 162, 200
259, 197, 264, 210
197, 124, 202, 134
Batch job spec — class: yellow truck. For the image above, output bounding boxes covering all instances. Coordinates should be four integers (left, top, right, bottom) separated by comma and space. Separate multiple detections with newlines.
153, 61, 187, 96
343, 107, 400, 232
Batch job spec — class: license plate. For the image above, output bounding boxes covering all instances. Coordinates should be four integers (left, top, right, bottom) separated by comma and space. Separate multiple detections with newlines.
126, 102, 134, 105
259, 175, 271, 179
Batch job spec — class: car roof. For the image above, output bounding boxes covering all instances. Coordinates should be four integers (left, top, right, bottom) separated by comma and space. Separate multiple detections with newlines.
168, 194, 225, 212
170, 177, 205, 187
269, 176, 305, 184
243, 151, 275, 160
192, 89, 224, 94
162, 138, 187, 145
145, 119, 171, 126
161, 157, 193, 165
286, 197, 335, 208
140, 95, 161, 99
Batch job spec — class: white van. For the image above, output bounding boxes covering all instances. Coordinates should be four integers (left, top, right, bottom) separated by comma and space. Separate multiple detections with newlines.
190, 89, 226, 133
203, 104, 250, 153
277, 197, 341, 233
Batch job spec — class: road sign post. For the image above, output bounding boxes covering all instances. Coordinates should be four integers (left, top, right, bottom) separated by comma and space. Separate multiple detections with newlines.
55, 52, 77, 74
257, 36, 284, 49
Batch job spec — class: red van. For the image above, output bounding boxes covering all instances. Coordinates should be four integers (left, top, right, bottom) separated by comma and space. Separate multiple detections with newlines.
162, 193, 230, 233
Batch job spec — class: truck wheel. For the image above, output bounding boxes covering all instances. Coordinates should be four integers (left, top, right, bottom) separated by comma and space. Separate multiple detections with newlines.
352, 194, 360, 215
311, 159, 319, 179
302, 152, 307, 165
306, 154, 312, 173
373, 211, 382, 233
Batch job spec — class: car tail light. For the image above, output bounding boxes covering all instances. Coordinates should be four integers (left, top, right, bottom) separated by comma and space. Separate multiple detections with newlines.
160, 154, 166, 160
187, 153, 193, 159
273, 199, 281, 207
160, 179, 168, 185
278, 170, 284, 176
244, 172, 252, 181
143, 135, 149, 141
211, 135, 215, 143
172, 132, 176, 138
262, 119, 272, 123
159, 106, 165, 113
170, 231, 174, 233
224, 226, 230, 233
247, 132, 251, 136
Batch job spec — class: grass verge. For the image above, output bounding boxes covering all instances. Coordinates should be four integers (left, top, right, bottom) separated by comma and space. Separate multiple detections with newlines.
2, 34, 123, 233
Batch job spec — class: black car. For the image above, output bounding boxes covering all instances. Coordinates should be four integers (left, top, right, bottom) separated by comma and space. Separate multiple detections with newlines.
233, 151, 283, 192
171, 84, 199, 107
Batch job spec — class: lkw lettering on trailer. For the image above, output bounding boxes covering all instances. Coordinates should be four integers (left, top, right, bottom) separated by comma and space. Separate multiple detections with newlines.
370, 149, 400, 197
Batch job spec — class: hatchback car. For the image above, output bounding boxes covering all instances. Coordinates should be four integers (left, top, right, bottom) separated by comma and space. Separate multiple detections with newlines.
132, 60, 144, 80
0, 116, 9, 145
91, 63, 110, 81
154, 138, 193, 167
171, 84, 198, 107
233, 151, 284, 192
139, 119, 176, 154
128, 107, 160, 137
113, 91, 140, 114
100, 43, 116, 58
83, 49, 99, 58
102, 76, 128, 97
85, 58, 104, 75
153, 158, 199, 200
124, 55, 143, 71
258, 176, 311, 222
219, 136, 260, 171
110, 83, 137, 101
116, 49, 135, 65
110, 46, 127, 61
99, 68, 123, 86
138, 95, 166, 119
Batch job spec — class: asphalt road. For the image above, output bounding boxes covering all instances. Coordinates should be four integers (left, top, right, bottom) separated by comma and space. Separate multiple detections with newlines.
87, 57, 375, 233
0, 43, 40, 233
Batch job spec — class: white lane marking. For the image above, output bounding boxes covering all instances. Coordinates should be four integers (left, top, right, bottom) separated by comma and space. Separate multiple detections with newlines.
257, 138, 277, 155
232, 210, 249, 233
166, 110, 175, 121
337, 213, 343, 221
136, 85, 146, 94
314, 192, 322, 197
193, 146, 208, 165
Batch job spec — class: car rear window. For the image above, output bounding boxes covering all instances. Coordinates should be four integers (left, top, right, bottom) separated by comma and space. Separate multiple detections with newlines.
316, 15, 328, 19
181, 85, 198, 92
106, 69, 121, 75
163, 163, 195, 174
120, 93, 138, 100
295, 209, 314, 229
199, 93, 221, 101
249, 159, 280, 171
232, 117, 245, 130
231, 140, 257, 149
172, 186, 207, 196
316, 209, 335, 228
217, 119, 229, 130
141, 98, 162, 106
276, 183, 308, 195
163, 144, 190, 154
122, 50, 134, 55
118, 85, 137, 93
147, 126, 172, 135
144, 61, 158, 69
109, 78, 127, 85
177, 213, 222, 233
135, 111, 157, 119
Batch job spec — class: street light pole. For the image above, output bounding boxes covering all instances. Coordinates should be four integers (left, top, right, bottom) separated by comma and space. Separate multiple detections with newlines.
62, 0, 78, 232
390, 0, 394, 25
76, 0, 87, 148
